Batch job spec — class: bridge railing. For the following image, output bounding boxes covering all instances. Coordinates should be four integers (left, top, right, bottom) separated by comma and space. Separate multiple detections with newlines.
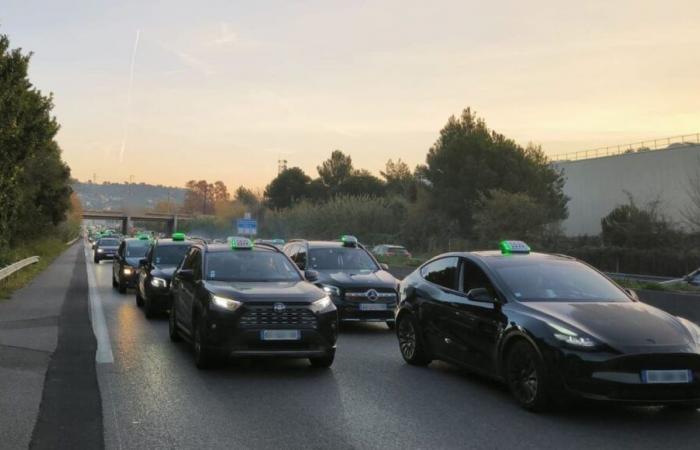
551, 133, 700, 163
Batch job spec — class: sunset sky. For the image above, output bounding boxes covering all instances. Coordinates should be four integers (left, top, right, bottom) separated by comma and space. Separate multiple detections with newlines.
2, 0, 699, 189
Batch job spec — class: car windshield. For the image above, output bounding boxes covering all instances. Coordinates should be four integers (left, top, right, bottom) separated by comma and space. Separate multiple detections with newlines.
153, 244, 190, 266
387, 246, 409, 255
126, 241, 150, 258
99, 238, 119, 246
308, 247, 378, 272
205, 251, 301, 282
493, 258, 630, 302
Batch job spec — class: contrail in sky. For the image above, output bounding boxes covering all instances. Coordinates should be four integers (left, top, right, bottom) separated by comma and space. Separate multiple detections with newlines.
119, 29, 140, 163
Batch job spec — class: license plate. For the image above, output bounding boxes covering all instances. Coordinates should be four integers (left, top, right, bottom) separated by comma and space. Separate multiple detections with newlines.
641, 369, 692, 384
260, 329, 301, 341
360, 303, 388, 311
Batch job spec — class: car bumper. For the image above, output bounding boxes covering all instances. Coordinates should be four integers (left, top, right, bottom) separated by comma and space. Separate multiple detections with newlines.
333, 299, 396, 322
202, 309, 338, 358
546, 348, 700, 405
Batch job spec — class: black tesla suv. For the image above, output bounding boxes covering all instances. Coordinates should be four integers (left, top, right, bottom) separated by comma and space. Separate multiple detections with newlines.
395, 241, 700, 411
169, 237, 338, 369
284, 236, 399, 329
136, 233, 193, 318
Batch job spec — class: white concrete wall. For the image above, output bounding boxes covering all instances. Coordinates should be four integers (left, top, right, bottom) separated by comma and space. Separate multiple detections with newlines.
554, 145, 700, 236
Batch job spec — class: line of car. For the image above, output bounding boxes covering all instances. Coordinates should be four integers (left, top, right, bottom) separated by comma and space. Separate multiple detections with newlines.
89, 233, 700, 412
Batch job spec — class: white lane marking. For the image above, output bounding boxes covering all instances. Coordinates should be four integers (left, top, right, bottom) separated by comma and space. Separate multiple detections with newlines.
84, 243, 114, 363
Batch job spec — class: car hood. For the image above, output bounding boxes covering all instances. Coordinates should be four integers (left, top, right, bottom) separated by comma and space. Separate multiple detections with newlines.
125, 257, 142, 267
523, 301, 696, 349
152, 266, 177, 280
98, 246, 118, 251
204, 281, 324, 303
316, 270, 398, 289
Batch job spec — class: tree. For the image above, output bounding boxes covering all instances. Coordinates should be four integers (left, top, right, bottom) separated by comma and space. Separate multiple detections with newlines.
381, 158, 416, 200
234, 185, 259, 207
338, 169, 385, 197
317, 150, 353, 189
473, 189, 553, 245
601, 195, 673, 249
264, 167, 311, 209
212, 181, 230, 202
0, 33, 72, 259
422, 108, 568, 235
183, 180, 224, 215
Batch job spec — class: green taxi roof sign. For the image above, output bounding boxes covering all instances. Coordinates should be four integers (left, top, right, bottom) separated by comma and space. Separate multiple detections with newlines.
172, 232, 186, 241
500, 240, 530, 255
138, 235, 150, 241
229, 236, 253, 250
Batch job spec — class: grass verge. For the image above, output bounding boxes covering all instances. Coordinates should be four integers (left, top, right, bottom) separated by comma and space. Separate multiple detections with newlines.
0, 237, 72, 299
613, 277, 700, 294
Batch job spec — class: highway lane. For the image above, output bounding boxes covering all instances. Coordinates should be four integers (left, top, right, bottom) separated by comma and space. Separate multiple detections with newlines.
88, 249, 700, 450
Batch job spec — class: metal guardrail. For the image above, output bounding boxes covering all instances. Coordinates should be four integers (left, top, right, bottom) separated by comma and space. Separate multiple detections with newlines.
552, 133, 700, 162
0, 256, 40, 282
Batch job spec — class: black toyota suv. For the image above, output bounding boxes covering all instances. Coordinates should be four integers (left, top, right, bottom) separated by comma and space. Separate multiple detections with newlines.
169, 237, 338, 369
112, 236, 151, 293
93, 236, 121, 263
284, 236, 399, 329
136, 233, 193, 318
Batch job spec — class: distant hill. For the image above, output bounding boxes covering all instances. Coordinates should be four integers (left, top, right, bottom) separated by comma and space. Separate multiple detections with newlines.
73, 181, 187, 211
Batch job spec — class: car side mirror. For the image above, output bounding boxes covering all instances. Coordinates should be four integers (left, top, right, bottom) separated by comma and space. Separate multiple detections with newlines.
178, 269, 194, 281
466, 288, 495, 303
138, 258, 148, 268
92, 243, 97, 250
624, 288, 639, 301
296, 262, 306, 270
380, 263, 389, 271
304, 270, 319, 282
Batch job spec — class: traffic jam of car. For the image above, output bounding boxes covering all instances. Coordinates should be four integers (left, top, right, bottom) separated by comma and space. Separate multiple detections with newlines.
92, 231, 700, 412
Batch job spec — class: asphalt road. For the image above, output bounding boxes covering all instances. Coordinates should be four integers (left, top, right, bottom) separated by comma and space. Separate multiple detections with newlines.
77, 244, 700, 450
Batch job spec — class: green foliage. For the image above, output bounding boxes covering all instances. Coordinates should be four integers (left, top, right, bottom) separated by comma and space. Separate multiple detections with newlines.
381, 158, 417, 201
262, 195, 407, 244
421, 108, 568, 236
317, 150, 354, 189
473, 189, 556, 247
0, 33, 72, 263
601, 196, 674, 248
264, 167, 312, 209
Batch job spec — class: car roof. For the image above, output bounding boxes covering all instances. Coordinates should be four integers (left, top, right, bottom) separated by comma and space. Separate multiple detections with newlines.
431, 250, 574, 264
304, 240, 357, 248
154, 238, 192, 246
201, 243, 279, 253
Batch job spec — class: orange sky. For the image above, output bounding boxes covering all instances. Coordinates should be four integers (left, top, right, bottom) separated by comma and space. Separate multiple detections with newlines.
3, 0, 699, 189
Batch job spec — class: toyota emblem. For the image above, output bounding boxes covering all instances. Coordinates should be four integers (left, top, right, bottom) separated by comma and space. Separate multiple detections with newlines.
366, 289, 379, 301
273, 303, 286, 312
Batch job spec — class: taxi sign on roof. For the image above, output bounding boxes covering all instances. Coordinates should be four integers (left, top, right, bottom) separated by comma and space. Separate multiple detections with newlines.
341, 235, 358, 247
229, 236, 253, 249
500, 240, 530, 255
172, 232, 186, 241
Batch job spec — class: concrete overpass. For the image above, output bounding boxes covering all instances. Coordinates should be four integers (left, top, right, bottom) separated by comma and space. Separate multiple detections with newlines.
81, 210, 193, 234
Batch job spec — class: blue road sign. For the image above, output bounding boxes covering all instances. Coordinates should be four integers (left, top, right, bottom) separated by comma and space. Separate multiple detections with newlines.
236, 218, 257, 236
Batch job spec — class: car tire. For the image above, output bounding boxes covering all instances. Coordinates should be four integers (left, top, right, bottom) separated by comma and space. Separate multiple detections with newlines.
144, 296, 156, 319
135, 290, 144, 308
309, 349, 335, 368
397, 313, 431, 366
112, 276, 118, 288
193, 316, 218, 369
386, 320, 396, 330
169, 305, 182, 342
505, 340, 550, 412
94, 255, 100, 264
117, 278, 127, 294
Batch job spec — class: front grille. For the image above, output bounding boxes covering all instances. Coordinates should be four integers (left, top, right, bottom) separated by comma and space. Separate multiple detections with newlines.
343, 288, 397, 303
238, 305, 317, 329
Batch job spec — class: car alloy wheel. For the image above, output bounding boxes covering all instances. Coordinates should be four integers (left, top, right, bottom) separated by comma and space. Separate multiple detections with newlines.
398, 318, 417, 360
505, 341, 549, 411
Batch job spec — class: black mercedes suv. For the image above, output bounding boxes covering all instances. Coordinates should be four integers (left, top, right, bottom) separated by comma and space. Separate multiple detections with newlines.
93, 236, 120, 263
284, 236, 399, 329
169, 237, 338, 369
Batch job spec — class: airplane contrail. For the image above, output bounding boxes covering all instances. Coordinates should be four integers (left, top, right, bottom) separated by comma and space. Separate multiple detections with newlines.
119, 29, 140, 163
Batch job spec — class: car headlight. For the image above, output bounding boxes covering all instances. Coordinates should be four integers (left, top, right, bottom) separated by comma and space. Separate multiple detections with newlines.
211, 295, 242, 312
123, 267, 133, 275
321, 284, 340, 296
310, 295, 335, 313
97, 249, 104, 253
151, 277, 167, 288
548, 322, 597, 348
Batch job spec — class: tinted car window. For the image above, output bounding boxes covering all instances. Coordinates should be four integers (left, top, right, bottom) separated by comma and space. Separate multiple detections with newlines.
99, 238, 120, 246
153, 244, 190, 266
421, 257, 459, 289
462, 259, 496, 296
205, 251, 301, 282
125, 241, 150, 258
492, 258, 629, 302
308, 247, 378, 272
